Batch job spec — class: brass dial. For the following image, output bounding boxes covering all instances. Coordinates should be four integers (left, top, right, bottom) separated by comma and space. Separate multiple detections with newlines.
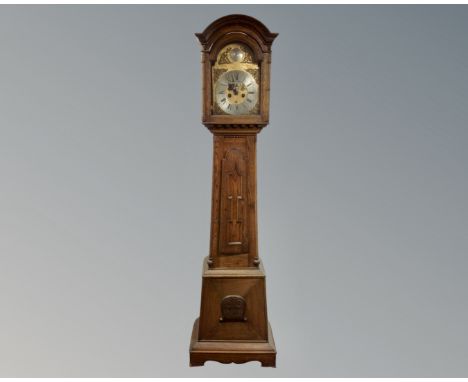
215, 70, 259, 115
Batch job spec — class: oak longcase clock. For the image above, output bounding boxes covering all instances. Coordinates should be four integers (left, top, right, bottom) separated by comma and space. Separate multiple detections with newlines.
189, 14, 278, 367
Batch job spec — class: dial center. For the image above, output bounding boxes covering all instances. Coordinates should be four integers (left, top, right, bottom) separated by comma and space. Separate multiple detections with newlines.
226, 82, 247, 104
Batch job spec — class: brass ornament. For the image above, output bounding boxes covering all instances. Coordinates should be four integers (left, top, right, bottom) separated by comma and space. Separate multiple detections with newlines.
213, 68, 227, 84
218, 48, 232, 65
246, 69, 260, 84
217, 44, 254, 66
214, 102, 228, 115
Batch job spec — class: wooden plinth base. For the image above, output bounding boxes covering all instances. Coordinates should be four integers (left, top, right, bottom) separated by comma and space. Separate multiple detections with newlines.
189, 318, 276, 367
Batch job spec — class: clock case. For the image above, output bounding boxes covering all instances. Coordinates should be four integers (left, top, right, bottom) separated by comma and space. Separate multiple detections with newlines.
190, 15, 278, 367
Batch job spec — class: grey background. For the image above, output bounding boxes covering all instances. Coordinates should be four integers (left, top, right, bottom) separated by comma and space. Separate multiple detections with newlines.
0, 5, 467, 377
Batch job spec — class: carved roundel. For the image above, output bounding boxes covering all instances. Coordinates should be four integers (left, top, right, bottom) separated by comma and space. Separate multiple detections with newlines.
219, 295, 247, 322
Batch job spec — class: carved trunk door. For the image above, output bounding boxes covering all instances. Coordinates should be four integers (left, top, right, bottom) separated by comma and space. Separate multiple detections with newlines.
219, 147, 248, 255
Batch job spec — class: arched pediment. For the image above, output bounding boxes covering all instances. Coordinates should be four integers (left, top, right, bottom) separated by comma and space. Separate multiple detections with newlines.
195, 14, 278, 53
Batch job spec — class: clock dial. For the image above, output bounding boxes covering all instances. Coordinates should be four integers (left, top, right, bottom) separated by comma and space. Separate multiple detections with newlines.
215, 70, 259, 115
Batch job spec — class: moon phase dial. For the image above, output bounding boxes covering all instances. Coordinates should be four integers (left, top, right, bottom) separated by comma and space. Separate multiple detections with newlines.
215, 70, 259, 115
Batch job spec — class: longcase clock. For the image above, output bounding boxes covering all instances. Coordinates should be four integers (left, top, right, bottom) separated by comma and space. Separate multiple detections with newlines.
189, 14, 278, 367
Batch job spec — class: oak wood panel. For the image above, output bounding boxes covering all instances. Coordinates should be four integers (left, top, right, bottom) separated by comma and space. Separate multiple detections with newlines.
208, 135, 258, 268
190, 318, 276, 367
